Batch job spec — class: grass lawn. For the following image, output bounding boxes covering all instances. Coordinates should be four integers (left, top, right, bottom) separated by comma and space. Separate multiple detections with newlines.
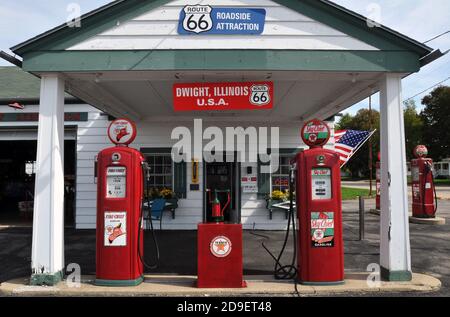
341, 187, 372, 200
434, 179, 450, 186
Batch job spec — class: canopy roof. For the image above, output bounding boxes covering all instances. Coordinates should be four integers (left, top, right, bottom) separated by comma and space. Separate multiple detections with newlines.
9, 0, 437, 121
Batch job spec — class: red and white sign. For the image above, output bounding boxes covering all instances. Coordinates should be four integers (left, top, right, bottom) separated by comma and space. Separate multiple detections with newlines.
173, 82, 273, 111
107, 118, 137, 145
210, 236, 232, 258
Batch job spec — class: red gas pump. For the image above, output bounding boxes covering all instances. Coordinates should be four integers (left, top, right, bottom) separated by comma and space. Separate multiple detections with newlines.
411, 145, 437, 218
296, 119, 344, 285
197, 189, 245, 288
376, 152, 381, 211
95, 118, 146, 286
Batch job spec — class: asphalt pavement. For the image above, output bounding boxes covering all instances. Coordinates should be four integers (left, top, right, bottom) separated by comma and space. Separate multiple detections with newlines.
1, 198, 449, 296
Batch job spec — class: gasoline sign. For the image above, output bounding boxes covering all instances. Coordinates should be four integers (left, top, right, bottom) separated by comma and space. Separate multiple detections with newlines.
301, 119, 330, 147
210, 236, 232, 258
107, 118, 137, 145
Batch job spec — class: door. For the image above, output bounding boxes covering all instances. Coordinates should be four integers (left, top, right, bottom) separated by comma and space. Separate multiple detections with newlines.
204, 153, 241, 224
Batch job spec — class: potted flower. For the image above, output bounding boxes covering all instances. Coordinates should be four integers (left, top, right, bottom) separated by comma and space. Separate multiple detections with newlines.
266, 190, 289, 220
160, 188, 178, 219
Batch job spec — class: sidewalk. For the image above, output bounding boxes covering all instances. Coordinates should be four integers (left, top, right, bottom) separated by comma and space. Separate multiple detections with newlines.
0, 273, 441, 297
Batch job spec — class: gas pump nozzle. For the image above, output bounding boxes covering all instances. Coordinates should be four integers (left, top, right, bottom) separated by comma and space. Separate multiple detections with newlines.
142, 161, 151, 182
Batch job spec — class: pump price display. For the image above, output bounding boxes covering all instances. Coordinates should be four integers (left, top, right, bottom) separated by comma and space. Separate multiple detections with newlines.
106, 167, 126, 198
311, 168, 332, 200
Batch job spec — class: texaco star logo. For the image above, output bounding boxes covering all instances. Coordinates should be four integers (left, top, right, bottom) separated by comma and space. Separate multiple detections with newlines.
210, 236, 232, 258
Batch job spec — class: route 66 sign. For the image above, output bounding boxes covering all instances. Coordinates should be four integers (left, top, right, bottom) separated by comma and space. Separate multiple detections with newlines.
250, 84, 271, 106
182, 5, 213, 34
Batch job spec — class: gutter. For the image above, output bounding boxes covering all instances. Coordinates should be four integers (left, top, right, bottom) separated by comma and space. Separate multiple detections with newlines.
0, 51, 22, 67
420, 49, 448, 67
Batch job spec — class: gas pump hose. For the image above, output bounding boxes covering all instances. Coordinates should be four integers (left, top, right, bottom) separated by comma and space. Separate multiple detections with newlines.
250, 169, 299, 294
137, 164, 160, 271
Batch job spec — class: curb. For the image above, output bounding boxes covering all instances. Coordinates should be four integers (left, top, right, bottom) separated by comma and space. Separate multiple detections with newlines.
0, 273, 441, 297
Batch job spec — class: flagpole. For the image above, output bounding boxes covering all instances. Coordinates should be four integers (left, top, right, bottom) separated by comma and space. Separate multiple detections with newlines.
341, 130, 377, 169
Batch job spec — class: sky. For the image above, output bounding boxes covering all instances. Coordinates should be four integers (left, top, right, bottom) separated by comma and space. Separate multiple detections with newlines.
0, 0, 449, 116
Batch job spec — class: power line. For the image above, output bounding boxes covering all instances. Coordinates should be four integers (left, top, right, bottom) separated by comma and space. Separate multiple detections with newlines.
424, 30, 450, 44
404, 76, 450, 102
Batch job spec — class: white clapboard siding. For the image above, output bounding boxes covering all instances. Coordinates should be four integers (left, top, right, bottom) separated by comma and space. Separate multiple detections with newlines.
73, 109, 335, 230
68, 0, 378, 51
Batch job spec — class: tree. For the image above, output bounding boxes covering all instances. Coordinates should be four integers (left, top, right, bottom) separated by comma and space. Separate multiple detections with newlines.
403, 100, 424, 160
421, 86, 450, 160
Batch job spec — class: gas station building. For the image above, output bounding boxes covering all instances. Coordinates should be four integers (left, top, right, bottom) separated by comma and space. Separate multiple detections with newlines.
3, 0, 440, 285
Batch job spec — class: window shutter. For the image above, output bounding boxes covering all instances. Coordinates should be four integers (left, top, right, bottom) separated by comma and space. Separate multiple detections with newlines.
174, 162, 187, 199
257, 159, 271, 198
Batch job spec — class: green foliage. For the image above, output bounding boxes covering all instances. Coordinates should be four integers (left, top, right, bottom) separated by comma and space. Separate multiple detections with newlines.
403, 100, 424, 160
421, 86, 450, 160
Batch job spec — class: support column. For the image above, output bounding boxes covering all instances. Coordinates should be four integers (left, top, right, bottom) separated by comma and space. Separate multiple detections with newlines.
31, 74, 65, 285
379, 74, 412, 281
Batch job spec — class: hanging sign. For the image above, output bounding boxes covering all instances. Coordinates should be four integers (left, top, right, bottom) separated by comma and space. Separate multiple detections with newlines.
178, 5, 266, 35
241, 176, 258, 193
173, 82, 273, 111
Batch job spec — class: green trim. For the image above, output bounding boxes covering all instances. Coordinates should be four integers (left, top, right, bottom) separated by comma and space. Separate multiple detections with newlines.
95, 276, 144, 287
22, 50, 421, 73
30, 270, 64, 286
380, 266, 413, 282
300, 280, 345, 286
12, 0, 431, 58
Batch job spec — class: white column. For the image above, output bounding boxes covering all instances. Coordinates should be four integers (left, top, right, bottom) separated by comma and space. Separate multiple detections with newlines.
379, 74, 412, 281
31, 74, 65, 285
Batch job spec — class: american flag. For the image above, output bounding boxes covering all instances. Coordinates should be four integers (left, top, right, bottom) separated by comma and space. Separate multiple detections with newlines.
335, 130, 375, 167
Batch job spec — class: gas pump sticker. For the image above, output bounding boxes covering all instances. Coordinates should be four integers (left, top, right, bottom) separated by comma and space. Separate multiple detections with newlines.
210, 236, 232, 258
311, 168, 332, 200
311, 212, 334, 247
104, 212, 127, 247
106, 167, 126, 198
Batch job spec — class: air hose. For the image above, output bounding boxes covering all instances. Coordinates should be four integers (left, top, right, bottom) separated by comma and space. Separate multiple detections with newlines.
137, 163, 160, 271
251, 167, 299, 294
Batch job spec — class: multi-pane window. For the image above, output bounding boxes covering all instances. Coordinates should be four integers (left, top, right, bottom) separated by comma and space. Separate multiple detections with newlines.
443, 163, 449, 171
145, 153, 173, 190
271, 155, 292, 192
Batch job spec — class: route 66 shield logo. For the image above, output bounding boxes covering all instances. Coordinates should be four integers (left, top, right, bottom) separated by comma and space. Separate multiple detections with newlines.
182, 5, 213, 34
250, 84, 271, 106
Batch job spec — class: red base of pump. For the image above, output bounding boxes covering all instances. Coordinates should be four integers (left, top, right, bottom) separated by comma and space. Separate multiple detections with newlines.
197, 223, 246, 288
